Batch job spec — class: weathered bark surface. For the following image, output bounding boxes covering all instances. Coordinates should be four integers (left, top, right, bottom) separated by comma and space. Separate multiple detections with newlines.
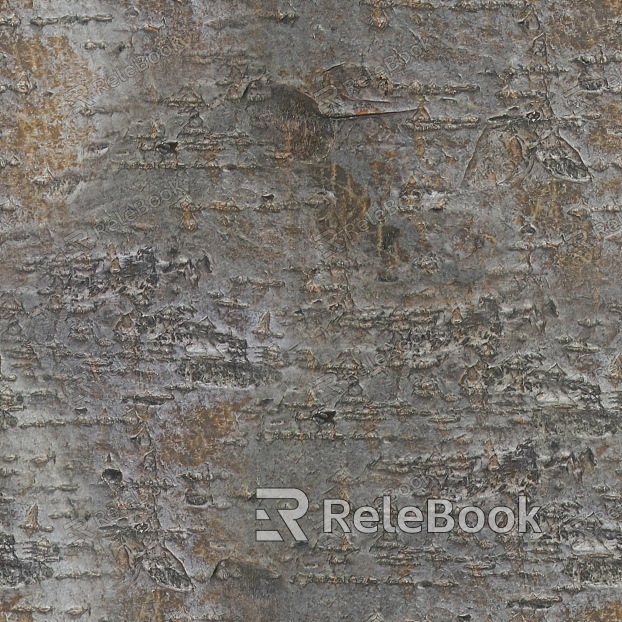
1, 0, 622, 620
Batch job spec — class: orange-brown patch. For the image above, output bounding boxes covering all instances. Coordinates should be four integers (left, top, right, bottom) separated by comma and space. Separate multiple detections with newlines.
575, 601, 622, 622
0, 34, 93, 216
160, 401, 248, 469
548, 0, 622, 50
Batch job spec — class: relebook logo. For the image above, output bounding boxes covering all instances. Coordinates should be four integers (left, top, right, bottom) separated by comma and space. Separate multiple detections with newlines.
255, 488, 542, 542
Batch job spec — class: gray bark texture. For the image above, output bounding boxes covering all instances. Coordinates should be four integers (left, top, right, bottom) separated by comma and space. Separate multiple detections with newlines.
1, 0, 622, 620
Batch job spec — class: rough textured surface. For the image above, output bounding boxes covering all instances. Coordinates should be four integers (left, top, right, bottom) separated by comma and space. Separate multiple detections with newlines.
2, 0, 622, 620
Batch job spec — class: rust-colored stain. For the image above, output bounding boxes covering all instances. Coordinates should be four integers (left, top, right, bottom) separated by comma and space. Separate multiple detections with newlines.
160, 400, 249, 469
588, 101, 622, 154
0, 34, 93, 216
575, 601, 622, 622
549, 0, 622, 49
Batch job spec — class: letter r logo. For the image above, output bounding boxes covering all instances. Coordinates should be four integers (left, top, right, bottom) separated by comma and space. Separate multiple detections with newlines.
255, 488, 309, 542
